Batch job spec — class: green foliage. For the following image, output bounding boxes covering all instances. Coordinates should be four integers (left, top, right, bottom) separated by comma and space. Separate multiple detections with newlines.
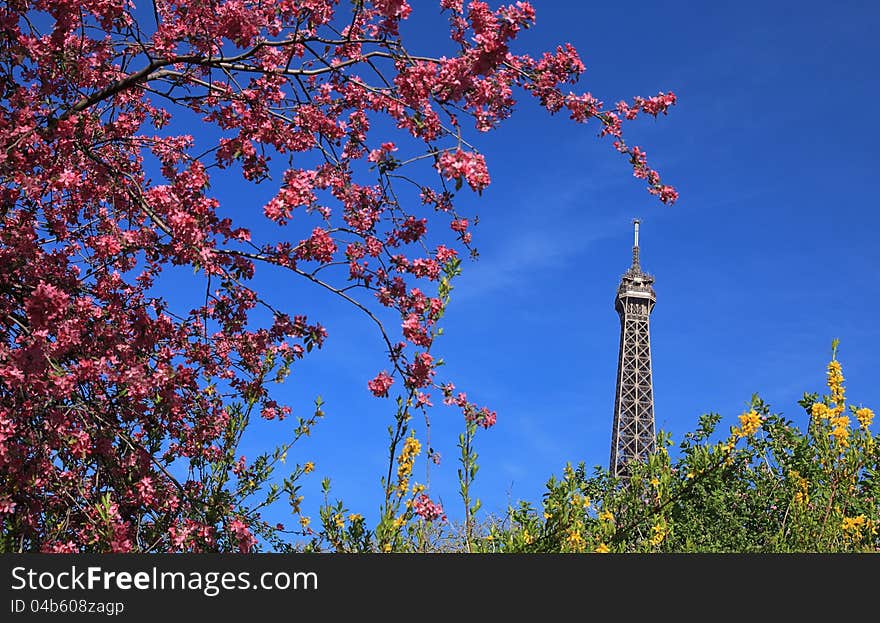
485, 353, 879, 553
284, 345, 879, 554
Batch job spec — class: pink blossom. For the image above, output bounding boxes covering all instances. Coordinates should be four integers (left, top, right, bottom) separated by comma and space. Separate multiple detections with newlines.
413, 493, 446, 521
368, 371, 395, 397
651, 184, 679, 204
0, 496, 16, 514
42, 541, 78, 553
228, 518, 257, 553
372, 0, 412, 20
368, 141, 398, 163
135, 477, 157, 505
474, 407, 497, 429
402, 313, 432, 347
296, 227, 337, 263
437, 150, 491, 192
635, 91, 677, 116
406, 352, 435, 389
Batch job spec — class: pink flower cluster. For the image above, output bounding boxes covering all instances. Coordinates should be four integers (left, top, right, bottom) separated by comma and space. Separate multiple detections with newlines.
368, 371, 395, 397
372, 0, 412, 20
368, 141, 398, 164
470, 407, 497, 429
402, 313, 432, 347
296, 227, 337, 263
168, 520, 217, 553
406, 352, 435, 389
441, 383, 497, 429
437, 150, 491, 192
632, 92, 677, 117
228, 518, 257, 553
413, 494, 446, 522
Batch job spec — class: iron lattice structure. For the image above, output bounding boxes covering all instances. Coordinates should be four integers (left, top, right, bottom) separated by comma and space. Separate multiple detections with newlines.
609, 220, 656, 477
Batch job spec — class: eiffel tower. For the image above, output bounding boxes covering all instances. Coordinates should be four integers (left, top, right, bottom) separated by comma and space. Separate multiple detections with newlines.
609, 219, 656, 477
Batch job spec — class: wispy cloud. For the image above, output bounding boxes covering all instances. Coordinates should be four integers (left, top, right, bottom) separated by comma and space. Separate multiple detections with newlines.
453, 172, 633, 302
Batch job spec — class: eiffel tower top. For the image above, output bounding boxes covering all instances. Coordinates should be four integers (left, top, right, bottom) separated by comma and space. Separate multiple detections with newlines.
617, 219, 655, 300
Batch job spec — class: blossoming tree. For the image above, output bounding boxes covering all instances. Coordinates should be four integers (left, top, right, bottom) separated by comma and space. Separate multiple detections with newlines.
0, 0, 676, 552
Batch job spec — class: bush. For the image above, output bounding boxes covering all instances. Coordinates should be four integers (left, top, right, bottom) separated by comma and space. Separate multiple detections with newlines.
471, 343, 878, 553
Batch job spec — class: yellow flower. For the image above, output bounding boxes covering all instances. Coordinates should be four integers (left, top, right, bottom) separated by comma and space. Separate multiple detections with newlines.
598, 509, 614, 522
842, 515, 866, 534
334, 514, 345, 529
402, 435, 421, 458
831, 414, 850, 429
811, 402, 829, 421
831, 416, 851, 447
543, 512, 551, 520
303, 461, 315, 474
855, 407, 874, 429
583, 497, 591, 509
396, 435, 422, 488
299, 516, 311, 529
827, 360, 845, 405
348, 513, 363, 522
522, 530, 534, 545
392, 516, 405, 529
566, 530, 585, 550
650, 477, 660, 488
649, 523, 666, 547
686, 472, 695, 480
382, 543, 392, 553
735, 410, 761, 437
595, 543, 610, 553
790, 470, 810, 506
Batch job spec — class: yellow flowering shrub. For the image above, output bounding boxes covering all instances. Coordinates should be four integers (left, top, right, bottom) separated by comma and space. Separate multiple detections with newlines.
296, 344, 877, 553
486, 344, 879, 553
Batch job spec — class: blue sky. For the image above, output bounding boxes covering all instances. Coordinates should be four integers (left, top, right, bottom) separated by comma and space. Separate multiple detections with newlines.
148, 1, 880, 532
